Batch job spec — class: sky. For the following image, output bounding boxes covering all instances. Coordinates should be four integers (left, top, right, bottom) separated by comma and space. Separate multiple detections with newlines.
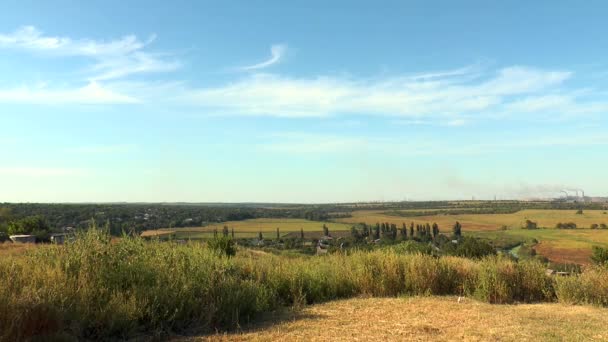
1, 0, 608, 203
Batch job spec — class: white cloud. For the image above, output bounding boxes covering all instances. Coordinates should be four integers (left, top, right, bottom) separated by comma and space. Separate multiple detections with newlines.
0, 82, 139, 104
0, 26, 179, 80
181, 66, 574, 120
239, 44, 287, 70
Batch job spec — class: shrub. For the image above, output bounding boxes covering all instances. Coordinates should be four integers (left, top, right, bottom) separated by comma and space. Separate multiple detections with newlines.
524, 220, 537, 229
207, 236, 237, 256
591, 246, 608, 265
555, 267, 608, 306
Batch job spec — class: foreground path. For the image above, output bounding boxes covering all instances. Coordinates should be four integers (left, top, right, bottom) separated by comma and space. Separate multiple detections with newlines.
191, 297, 608, 341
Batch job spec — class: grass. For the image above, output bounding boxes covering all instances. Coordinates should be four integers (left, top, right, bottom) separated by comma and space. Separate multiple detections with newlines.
142, 218, 353, 239
338, 209, 608, 231
202, 297, 608, 341
0, 242, 37, 256
471, 229, 608, 265
2, 229, 608, 340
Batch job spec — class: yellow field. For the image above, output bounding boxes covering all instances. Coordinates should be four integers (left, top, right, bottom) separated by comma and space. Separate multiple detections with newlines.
201, 297, 608, 341
337, 209, 608, 231
141, 218, 353, 238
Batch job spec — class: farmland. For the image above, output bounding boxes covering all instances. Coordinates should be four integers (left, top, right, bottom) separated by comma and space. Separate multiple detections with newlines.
141, 218, 353, 239
337, 209, 608, 231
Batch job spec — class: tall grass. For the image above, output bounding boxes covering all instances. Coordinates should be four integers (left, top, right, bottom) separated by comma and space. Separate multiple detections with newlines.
0, 229, 606, 340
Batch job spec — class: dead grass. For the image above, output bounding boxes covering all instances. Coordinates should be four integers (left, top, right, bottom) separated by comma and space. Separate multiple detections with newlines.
198, 297, 608, 341
0, 242, 36, 256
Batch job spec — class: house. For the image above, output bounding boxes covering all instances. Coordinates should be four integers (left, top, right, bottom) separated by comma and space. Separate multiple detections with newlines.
9, 235, 36, 243
50, 234, 67, 244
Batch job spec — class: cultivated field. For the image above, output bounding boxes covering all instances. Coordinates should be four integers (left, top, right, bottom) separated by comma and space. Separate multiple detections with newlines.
473, 229, 608, 265
203, 297, 608, 341
337, 209, 608, 231
141, 218, 352, 239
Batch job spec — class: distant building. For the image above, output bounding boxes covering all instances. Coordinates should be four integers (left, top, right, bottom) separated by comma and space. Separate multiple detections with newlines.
9, 235, 36, 243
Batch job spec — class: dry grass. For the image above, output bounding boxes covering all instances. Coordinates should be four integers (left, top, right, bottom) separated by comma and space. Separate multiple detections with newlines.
200, 297, 608, 341
338, 209, 608, 231
0, 242, 36, 256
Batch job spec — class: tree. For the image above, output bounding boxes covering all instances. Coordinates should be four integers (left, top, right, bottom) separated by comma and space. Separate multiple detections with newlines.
401, 223, 408, 239
222, 225, 229, 237
300, 228, 305, 239
276, 227, 280, 240
453, 221, 462, 238
7, 216, 50, 236
373, 224, 380, 239
350, 226, 360, 239
258, 231, 263, 240
591, 224, 599, 230
323, 224, 330, 237
576, 209, 584, 215
432, 223, 439, 239
410, 223, 414, 238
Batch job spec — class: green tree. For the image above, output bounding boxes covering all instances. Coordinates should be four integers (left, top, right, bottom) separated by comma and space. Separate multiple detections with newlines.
452, 221, 462, 238
276, 227, 280, 240
300, 228, 304, 239
591, 246, 608, 265
258, 231, 263, 240
323, 224, 330, 237
432, 223, 439, 239
7, 216, 50, 236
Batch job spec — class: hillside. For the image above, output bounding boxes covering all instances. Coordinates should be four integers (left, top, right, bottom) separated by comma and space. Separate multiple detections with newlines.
199, 297, 608, 341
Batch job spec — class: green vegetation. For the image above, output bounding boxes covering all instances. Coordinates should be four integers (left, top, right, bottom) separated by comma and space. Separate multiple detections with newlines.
2, 229, 608, 340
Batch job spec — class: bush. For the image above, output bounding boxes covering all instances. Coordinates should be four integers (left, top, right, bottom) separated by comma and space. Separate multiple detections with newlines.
591, 246, 608, 265
207, 236, 237, 256
555, 266, 608, 306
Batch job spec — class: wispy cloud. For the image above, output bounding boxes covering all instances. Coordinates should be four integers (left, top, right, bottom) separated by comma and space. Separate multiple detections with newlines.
238, 44, 287, 71
0, 82, 138, 104
0, 26, 179, 81
181, 66, 573, 121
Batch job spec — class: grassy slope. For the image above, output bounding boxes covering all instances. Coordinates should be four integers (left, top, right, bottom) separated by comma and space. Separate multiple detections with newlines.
201, 297, 608, 341
338, 209, 608, 231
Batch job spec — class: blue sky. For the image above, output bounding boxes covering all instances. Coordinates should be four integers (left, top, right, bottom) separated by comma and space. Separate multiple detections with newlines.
1, 1, 607, 202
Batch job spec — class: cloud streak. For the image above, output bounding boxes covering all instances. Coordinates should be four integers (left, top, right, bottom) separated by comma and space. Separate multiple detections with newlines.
0, 26, 179, 81
182, 66, 573, 121
239, 44, 287, 70
0, 82, 139, 105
